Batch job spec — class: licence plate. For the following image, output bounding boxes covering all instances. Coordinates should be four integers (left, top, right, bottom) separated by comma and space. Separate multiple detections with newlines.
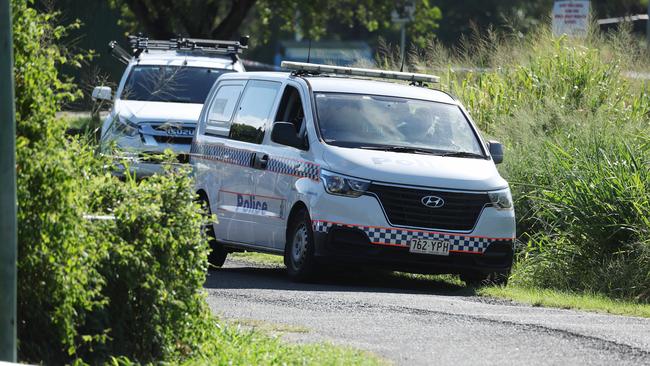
409, 239, 450, 256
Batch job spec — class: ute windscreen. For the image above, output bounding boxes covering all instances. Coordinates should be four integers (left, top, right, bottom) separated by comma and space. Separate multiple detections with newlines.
121, 65, 230, 104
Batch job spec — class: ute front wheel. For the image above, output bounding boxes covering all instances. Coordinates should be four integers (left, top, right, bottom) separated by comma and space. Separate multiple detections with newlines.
198, 194, 228, 268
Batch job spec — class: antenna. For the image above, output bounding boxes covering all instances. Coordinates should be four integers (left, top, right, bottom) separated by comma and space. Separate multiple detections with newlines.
307, 38, 312, 63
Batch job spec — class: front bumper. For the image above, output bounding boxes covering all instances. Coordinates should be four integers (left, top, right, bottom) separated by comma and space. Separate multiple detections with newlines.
110, 153, 190, 179
101, 123, 193, 178
307, 189, 515, 275
312, 224, 513, 275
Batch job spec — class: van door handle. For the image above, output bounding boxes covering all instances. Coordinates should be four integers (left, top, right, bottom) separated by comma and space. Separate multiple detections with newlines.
251, 152, 269, 170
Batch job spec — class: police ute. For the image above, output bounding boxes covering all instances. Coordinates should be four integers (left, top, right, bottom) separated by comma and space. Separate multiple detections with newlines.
93, 35, 248, 177
191, 61, 515, 285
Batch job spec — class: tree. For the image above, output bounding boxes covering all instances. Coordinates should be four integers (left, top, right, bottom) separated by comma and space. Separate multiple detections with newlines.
109, 0, 441, 43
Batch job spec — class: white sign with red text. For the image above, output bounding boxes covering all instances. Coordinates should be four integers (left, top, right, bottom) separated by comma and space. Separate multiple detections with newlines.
552, 0, 591, 37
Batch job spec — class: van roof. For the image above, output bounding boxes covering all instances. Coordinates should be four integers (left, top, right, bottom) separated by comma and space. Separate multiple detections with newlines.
219, 72, 457, 104
306, 76, 456, 104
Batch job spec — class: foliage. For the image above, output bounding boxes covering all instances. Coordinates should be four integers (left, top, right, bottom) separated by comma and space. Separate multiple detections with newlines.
108, 0, 441, 42
478, 285, 650, 318
84, 166, 212, 363
508, 135, 650, 301
12, 0, 87, 143
230, 251, 286, 266
13, 0, 104, 362
408, 27, 650, 302
14, 1, 208, 363
178, 317, 385, 366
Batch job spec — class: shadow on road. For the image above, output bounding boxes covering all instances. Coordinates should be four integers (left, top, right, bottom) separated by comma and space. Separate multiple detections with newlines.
204, 259, 477, 297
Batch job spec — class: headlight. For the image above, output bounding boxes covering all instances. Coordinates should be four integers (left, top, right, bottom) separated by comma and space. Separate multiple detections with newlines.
113, 115, 139, 137
488, 188, 513, 210
321, 169, 370, 197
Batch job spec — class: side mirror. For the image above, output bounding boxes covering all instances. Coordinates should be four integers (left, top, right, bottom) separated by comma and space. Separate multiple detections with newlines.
488, 140, 504, 164
92, 86, 112, 101
271, 122, 304, 149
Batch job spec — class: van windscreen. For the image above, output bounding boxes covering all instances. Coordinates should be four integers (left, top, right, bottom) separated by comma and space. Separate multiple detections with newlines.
121, 65, 230, 104
314, 93, 484, 157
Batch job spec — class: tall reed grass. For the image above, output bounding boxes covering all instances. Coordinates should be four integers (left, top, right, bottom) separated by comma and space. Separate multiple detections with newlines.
392, 25, 650, 301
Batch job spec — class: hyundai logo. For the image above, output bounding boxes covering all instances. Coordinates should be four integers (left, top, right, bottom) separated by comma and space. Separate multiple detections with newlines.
421, 195, 445, 208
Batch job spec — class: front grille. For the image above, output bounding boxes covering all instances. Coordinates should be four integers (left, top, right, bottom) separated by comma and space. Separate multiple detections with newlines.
367, 183, 490, 231
152, 135, 193, 144
138, 152, 190, 164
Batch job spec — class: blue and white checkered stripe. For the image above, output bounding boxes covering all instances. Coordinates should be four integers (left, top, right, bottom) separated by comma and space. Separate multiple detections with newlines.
312, 220, 509, 254
313, 221, 334, 233
267, 156, 320, 181
191, 142, 320, 181
191, 142, 253, 167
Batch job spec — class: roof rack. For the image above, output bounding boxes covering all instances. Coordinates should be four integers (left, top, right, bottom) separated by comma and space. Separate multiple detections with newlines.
109, 35, 250, 64
281, 61, 440, 85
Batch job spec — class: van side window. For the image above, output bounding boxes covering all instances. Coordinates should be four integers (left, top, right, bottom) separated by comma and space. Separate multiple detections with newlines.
274, 85, 305, 136
230, 80, 281, 144
205, 84, 244, 136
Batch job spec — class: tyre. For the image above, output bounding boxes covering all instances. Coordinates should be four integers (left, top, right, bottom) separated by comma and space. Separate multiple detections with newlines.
197, 193, 228, 268
461, 271, 509, 287
284, 208, 319, 281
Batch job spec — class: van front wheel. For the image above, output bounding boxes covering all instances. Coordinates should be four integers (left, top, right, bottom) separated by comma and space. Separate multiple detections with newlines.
284, 209, 319, 281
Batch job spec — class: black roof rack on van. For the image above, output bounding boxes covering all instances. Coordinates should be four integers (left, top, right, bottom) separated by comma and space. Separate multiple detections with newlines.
109, 35, 250, 65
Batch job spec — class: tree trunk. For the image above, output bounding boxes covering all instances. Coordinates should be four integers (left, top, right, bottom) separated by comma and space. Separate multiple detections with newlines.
123, 0, 176, 38
211, 0, 257, 39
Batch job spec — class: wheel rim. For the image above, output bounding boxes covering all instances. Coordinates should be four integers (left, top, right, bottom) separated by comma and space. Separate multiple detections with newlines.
291, 224, 308, 267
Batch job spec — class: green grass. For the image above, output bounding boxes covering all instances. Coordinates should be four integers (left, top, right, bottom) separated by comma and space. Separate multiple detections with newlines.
62, 116, 100, 137
66, 116, 93, 130
179, 318, 386, 366
112, 319, 385, 365
229, 318, 310, 334
230, 251, 285, 266
227, 253, 650, 318
478, 286, 650, 318
397, 273, 650, 318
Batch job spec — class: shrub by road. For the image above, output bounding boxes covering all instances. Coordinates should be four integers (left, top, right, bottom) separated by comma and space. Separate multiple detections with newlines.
412, 27, 650, 302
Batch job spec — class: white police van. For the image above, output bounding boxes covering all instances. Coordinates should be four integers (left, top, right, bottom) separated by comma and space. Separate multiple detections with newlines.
93, 36, 247, 177
192, 61, 515, 285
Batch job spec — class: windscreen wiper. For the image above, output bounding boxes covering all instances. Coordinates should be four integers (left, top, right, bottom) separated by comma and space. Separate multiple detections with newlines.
439, 151, 486, 159
357, 146, 441, 155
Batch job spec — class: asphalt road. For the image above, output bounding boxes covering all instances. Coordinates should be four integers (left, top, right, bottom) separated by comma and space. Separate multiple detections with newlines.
205, 259, 650, 365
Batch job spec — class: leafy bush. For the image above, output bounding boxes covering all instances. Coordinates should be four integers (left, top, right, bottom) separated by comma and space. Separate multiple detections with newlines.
14, 0, 107, 362
411, 27, 650, 301
84, 166, 211, 363
13, 1, 212, 364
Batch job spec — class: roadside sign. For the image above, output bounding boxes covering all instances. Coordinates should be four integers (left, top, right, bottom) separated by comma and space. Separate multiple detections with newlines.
552, 0, 591, 37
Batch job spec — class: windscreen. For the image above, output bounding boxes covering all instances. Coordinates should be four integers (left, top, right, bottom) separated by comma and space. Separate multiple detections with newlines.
315, 93, 484, 156
121, 65, 230, 104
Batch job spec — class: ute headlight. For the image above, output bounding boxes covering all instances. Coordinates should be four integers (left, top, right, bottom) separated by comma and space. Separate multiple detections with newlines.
321, 169, 370, 197
114, 115, 139, 137
488, 188, 513, 210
